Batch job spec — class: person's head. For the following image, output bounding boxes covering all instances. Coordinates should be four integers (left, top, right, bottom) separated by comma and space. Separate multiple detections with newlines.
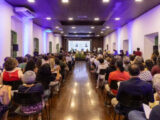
4, 57, 18, 71
38, 63, 51, 76
110, 58, 116, 67
128, 64, 140, 76
137, 48, 140, 51
99, 58, 104, 64
123, 56, 130, 65
116, 60, 124, 72
138, 63, 145, 71
134, 56, 144, 64
25, 59, 36, 72
153, 74, 160, 95
130, 55, 135, 62
43, 55, 49, 61
22, 71, 36, 84
49, 58, 55, 69
36, 58, 42, 69
55, 58, 60, 65
145, 59, 154, 71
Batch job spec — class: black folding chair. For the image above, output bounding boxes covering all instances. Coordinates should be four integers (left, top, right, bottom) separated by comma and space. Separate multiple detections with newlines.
13, 92, 49, 120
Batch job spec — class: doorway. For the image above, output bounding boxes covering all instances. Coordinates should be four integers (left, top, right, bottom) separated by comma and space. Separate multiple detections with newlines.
123, 40, 129, 53
49, 41, 52, 53
144, 32, 158, 60
11, 31, 18, 58
33, 38, 39, 52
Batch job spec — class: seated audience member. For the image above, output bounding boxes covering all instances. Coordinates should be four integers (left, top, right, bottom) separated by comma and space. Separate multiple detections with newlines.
123, 56, 130, 71
151, 56, 160, 76
105, 57, 116, 81
135, 48, 142, 57
130, 55, 136, 65
107, 60, 130, 95
151, 54, 158, 65
25, 59, 38, 73
0, 85, 11, 120
96, 58, 108, 88
128, 74, 160, 120
1, 58, 23, 89
19, 57, 27, 72
116, 64, 154, 116
145, 59, 154, 72
35, 58, 42, 70
134, 56, 144, 64
42, 55, 49, 65
139, 63, 152, 82
36, 64, 54, 97
18, 71, 44, 117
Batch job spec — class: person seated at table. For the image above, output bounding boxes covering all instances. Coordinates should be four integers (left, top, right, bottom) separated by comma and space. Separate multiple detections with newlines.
116, 64, 154, 116
128, 74, 160, 120
18, 71, 44, 117
1, 57, 23, 89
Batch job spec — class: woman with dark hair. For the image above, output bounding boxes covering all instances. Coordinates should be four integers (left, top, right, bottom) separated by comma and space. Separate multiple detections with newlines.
151, 56, 160, 76
145, 59, 154, 71
108, 60, 130, 95
25, 59, 38, 73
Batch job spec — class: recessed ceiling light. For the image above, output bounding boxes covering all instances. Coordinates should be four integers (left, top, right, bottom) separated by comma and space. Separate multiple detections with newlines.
135, 0, 143, 2
55, 26, 59, 29
94, 17, 100, 21
68, 17, 73, 21
46, 17, 52, 20
28, 0, 35, 3
62, 0, 69, 3
74, 32, 77, 33
101, 31, 104, 34
97, 35, 100, 37
106, 26, 110, 29
61, 31, 64, 34
91, 26, 95, 29
72, 26, 76, 29
89, 32, 92, 34
115, 17, 120, 21
103, 0, 110, 3
64, 34, 67, 36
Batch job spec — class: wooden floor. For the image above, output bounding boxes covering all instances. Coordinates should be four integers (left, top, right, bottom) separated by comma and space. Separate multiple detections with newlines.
9, 61, 113, 120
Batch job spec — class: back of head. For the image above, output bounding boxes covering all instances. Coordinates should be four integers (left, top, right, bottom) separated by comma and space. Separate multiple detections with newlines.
138, 63, 145, 71
99, 58, 104, 64
25, 59, 36, 72
116, 60, 124, 72
128, 64, 140, 76
123, 56, 130, 65
145, 59, 153, 71
4, 57, 17, 71
38, 63, 51, 76
23, 71, 36, 84
137, 48, 140, 51
153, 74, 160, 92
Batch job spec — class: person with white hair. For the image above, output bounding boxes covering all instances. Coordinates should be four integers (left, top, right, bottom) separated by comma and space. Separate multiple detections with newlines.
128, 74, 160, 120
18, 71, 44, 116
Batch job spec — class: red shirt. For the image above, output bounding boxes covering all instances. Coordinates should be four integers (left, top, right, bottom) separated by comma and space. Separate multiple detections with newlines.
135, 51, 142, 56
108, 70, 130, 95
3, 70, 20, 82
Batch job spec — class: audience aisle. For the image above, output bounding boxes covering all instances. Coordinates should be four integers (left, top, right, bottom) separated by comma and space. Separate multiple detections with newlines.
51, 61, 110, 120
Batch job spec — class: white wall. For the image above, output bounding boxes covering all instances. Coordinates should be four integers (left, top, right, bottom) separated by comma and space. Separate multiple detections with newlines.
11, 16, 23, 56
0, 0, 13, 66
47, 33, 62, 53
104, 4, 160, 60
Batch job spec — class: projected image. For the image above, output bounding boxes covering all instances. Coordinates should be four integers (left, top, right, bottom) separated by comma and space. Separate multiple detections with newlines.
68, 40, 90, 52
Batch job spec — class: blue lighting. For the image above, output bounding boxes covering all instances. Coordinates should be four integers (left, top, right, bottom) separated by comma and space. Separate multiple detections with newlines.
117, 28, 121, 53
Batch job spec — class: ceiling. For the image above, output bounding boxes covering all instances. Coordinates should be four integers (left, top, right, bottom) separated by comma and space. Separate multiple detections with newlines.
6, 0, 160, 37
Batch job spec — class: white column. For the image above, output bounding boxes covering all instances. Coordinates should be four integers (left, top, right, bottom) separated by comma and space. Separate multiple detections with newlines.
22, 18, 33, 56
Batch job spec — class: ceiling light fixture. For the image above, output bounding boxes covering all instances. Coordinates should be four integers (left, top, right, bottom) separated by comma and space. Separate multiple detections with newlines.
101, 31, 104, 34
103, 0, 110, 3
62, 0, 69, 3
61, 31, 64, 34
94, 17, 100, 21
97, 35, 100, 37
28, 0, 35, 3
106, 26, 110, 29
46, 17, 52, 20
91, 26, 95, 29
135, 0, 143, 2
72, 26, 76, 29
68, 17, 73, 21
55, 26, 59, 29
115, 17, 120, 21
89, 32, 92, 34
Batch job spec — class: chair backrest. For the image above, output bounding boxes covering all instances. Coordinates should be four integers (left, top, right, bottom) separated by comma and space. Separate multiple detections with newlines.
110, 80, 119, 90
99, 69, 106, 75
118, 91, 146, 108
3, 81, 22, 90
13, 92, 42, 106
